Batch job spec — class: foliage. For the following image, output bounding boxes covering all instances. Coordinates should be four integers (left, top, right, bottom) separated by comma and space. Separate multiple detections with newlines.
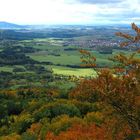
33, 101, 81, 121
70, 100, 99, 116
84, 111, 104, 125
74, 23, 140, 139
79, 49, 96, 67
21, 132, 37, 140
0, 133, 21, 140
45, 115, 84, 135
46, 123, 107, 140
69, 79, 100, 102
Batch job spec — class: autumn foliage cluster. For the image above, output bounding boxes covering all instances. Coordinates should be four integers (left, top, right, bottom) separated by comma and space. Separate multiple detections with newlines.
71, 23, 140, 139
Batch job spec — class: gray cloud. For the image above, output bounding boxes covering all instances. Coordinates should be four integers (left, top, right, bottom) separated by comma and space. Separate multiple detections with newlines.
77, 0, 122, 4
68, 0, 140, 24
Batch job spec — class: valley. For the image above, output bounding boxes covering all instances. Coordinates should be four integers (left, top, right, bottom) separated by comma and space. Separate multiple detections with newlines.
0, 24, 140, 140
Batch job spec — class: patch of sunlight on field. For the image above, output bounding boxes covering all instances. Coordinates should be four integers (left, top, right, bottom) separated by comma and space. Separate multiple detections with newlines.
52, 66, 97, 77
0, 67, 13, 72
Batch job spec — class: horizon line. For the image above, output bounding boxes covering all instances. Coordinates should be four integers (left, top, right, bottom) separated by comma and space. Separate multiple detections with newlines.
0, 21, 135, 26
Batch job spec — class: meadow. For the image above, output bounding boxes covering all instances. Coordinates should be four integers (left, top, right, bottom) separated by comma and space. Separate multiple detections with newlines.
52, 66, 96, 77
0, 37, 136, 77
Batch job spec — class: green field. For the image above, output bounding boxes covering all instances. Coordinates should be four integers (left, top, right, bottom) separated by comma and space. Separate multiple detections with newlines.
29, 53, 81, 65
20, 38, 140, 77
52, 66, 97, 77
0, 38, 138, 78
29, 49, 119, 67
0, 66, 13, 72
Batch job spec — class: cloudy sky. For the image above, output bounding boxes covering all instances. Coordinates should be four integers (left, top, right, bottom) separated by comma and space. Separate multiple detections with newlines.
0, 0, 139, 25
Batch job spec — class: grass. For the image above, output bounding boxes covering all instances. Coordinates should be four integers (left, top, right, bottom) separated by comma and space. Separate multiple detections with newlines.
25, 38, 120, 68
52, 66, 97, 77
29, 53, 81, 65
29, 50, 114, 67
0, 66, 13, 72
23, 38, 140, 77
48, 80, 76, 90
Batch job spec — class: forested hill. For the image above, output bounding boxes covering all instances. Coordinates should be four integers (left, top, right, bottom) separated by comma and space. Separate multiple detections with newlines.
0, 22, 25, 29
0, 26, 130, 40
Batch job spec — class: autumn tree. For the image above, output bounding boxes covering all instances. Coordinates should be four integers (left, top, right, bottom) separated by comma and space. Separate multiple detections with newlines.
76, 23, 140, 139
46, 122, 130, 140
46, 124, 107, 140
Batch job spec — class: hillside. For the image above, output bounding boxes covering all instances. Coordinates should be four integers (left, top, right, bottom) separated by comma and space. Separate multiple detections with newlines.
0, 21, 25, 29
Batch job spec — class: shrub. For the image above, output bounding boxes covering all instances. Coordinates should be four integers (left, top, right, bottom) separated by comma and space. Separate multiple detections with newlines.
33, 101, 81, 121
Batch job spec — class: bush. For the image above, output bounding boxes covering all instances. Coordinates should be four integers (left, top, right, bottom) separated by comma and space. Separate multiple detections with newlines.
84, 112, 104, 125
10, 114, 34, 134
44, 115, 84, 135
33, 101, 81, 121
46, 123, 106, 140
69, 80, 100, 102
21, 132, 37, 140
70, 100, 99, 116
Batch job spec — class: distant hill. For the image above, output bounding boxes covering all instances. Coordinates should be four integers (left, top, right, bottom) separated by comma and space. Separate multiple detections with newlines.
0, 21, 134, 30
0, 21, 26, 29
0, 22, 53, 29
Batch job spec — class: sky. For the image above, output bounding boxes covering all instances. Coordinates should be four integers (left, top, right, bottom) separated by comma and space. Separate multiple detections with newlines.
0, 0, 140, 25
